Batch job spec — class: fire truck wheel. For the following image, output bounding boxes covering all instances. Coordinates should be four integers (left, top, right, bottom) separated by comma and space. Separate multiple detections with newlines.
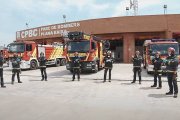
143, 65, 146, 69
93, 62, 98, 73
143, 62, 147, 69
60, 59, 66, 66
55, 59, 60, 67
147, 71, 151, 74
30, 60, 37, 70
147, 69, 152, 74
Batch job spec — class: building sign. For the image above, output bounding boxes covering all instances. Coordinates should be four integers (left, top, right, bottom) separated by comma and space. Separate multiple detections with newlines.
16, 22, 81, 40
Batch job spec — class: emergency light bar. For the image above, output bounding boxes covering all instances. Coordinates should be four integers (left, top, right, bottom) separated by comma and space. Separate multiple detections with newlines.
67, 31, 103, 42
68, 32, 91, 40
151, 39, 176, 42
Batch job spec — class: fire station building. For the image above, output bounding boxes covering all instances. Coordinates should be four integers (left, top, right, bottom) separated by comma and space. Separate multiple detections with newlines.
16, 14, 180, 63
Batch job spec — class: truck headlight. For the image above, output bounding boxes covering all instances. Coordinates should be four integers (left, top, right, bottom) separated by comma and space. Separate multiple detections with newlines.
86, 63, 92, 67
21, 60, 26, 63
66, 64, 70, 67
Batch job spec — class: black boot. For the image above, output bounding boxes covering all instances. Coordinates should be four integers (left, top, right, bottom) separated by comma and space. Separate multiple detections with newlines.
157, 87, 162, 89
17, 74, 22, 83
151, 85, 157, 87
1, 84, 6, 88
18, 78, 22, 83
158, 82, 162, 89
131, 80, 135, 83
157, 83, 162, 89
166, 91, 173, 95
12, 74, 15, 85
1, 78, 6, 88
174, 94, 178, 98
41, 76, 44, 81
11, 81, 14, 85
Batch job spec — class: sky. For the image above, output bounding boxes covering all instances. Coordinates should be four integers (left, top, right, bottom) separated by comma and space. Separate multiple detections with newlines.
0, 0, 180, 46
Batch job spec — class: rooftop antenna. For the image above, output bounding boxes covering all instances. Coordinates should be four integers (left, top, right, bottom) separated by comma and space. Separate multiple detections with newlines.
63, 15, 66, 23
26, 23, 29, 29
130, 0, 138, 16
126, 7, 130, 16
163, 5, 167, 14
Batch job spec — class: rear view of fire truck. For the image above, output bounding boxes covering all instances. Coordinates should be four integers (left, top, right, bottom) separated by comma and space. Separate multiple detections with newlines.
143, 39, 180, 74
38, 44, 66, 67
65, 31, 105, 73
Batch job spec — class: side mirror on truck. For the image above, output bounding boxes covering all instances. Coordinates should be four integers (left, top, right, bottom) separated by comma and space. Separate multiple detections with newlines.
148, 49, 152, 55
91, 42, 97, 50
104, 40, 110, 50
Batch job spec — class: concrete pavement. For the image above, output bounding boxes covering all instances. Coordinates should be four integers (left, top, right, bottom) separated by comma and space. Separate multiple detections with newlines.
0, 64, 180, 120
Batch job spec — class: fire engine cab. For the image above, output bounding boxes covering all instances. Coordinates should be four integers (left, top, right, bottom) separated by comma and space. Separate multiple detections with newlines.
143, 39, 180, 74
7, 41, 66, 69
65, 31, 106, 73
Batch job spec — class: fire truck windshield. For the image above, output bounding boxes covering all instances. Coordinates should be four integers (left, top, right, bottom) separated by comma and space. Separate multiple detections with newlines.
67, 41, 90, 52
150, 43, 179, 55
8, 43, 25, 53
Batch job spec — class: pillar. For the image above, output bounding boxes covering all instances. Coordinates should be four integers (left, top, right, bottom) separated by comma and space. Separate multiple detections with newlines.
123, 33, 135, 63
165, 30, 173, 39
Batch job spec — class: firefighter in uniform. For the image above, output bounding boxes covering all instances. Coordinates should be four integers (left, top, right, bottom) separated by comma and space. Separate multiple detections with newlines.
11, 53, 22, 84
131, 51, 143, 84
0, 52, 6, 88
103, 51, 113, 82
72, 52, 81, 81
38, 52, 47, 81
165, 47, 179, 98
151, 51, 163, 89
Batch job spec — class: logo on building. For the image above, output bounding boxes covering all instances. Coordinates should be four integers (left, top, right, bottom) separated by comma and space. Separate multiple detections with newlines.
16, 22, 81, 40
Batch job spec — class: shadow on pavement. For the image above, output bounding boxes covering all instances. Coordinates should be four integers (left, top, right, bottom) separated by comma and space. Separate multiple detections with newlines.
62, 80, 75, 82
94, 81, 105, 84
148, 93, 173, 98
48, 70, 71, 76
4, 82, 23, 84
4, 82, 12, 84
48, 76, 70, 79
20, 75, 41, 77
80, 71, 102, 75
121, 83, 133, 85
140, 87, 155, 90
29, 80, 42, 82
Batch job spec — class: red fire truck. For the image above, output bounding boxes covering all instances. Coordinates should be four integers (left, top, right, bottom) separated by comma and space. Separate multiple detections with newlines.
65, 32, 106, 73
0, 47, 9, 63
143, 39, 180, 74
7, 41, 66, 69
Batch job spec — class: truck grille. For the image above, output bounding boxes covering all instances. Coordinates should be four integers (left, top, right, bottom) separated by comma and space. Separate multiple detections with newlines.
69, 56, 86, 61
